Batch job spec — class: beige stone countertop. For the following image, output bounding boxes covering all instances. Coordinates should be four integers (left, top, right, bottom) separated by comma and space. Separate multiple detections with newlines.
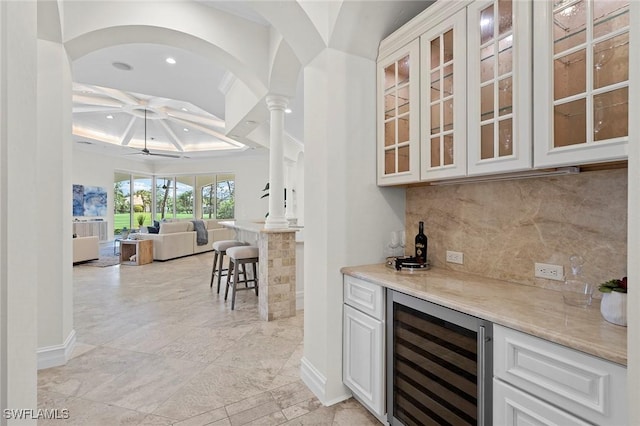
341, 263, 627, 366
219, 220, 300, 234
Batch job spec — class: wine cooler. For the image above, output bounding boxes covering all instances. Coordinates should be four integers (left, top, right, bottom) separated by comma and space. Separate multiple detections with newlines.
387, 290, 492, 426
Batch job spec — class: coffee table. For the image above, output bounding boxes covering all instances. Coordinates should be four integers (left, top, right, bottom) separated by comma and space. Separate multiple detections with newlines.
120, 239, 153, 265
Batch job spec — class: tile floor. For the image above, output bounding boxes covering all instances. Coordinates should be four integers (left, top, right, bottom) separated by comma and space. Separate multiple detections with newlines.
38, 249, 380, 425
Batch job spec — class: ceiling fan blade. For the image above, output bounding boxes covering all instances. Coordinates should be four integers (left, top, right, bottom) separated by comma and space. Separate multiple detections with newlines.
149, 152, 182, 158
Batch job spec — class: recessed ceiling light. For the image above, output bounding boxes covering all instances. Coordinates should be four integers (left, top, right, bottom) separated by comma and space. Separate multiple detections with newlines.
106, 114, 114, 119
181, 107, 188, 112
284, 108, 292, 114
245, 120, 257, 125
112, 62, 133, 71
183, 128, 189, 132
166, 57, 176, 65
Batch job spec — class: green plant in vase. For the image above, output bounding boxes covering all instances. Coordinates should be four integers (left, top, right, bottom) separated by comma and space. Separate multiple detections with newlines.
598, 276, 627, 326
136, 214, 146, 229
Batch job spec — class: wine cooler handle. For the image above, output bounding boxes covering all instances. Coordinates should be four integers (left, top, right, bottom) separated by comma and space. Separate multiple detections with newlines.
478, 325, 486, 426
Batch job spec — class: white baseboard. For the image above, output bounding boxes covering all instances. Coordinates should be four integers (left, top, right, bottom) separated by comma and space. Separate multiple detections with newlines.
296, 290, 304, 310
37, 329, 76, 370
300, 356, 352, 406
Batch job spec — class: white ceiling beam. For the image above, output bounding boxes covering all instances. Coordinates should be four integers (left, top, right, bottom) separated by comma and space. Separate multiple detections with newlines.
157, 119, 185, 152
167, 116, 245, 148
72, 93, 123, 108
72, 106, 122, 114
120, 116, 138, 146
164, 108, 225, 129
91, 86, 141, 106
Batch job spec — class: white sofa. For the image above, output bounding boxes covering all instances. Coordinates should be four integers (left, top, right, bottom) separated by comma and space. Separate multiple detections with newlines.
138, 219, 235, 261
73, 236, 99, 263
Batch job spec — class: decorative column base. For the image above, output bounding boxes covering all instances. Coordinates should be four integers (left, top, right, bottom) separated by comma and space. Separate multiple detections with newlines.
258, 230, 297, 321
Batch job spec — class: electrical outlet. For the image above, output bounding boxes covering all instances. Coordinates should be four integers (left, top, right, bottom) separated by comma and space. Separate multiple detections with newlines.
446, 250, 464, 265
534, 262, 564, 281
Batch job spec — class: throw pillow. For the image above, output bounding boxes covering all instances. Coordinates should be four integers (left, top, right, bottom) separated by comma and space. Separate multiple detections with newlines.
147, 226, 159, 234
153, 220, 160, 228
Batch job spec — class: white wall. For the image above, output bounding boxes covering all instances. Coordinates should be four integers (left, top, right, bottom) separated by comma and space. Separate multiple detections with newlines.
36, 37, 75, 368
301, 48, 405, 404
0, 1, 38, 422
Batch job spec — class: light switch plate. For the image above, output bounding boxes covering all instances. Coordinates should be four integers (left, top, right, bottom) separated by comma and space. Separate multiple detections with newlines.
446, 251, 464, 264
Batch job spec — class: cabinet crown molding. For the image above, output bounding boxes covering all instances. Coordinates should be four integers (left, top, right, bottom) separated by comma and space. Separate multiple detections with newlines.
378, 0, 472, 60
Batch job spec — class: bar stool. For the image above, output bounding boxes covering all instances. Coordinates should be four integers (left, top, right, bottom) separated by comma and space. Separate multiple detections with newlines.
224, 245, 259, 310
210, 240, 249, 293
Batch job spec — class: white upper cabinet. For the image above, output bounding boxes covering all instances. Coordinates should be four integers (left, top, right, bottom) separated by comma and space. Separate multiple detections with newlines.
533, 0, 630, 168
467, 0, 533, 176
420, 9, 467, 180
377, 39, 421, 185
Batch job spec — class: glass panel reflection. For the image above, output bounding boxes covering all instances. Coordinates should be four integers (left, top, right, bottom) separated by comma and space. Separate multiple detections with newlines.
385, 149, 396, 174
481, 46, 495, 83
481, 5, 495, 45
554, 49, 586, 100
385, 93, 396, 120
498, 0, 512, 35
498, 35, 513, 76
385, 121, 396, 147
431, 138, 441, 167
431, 37, 440, 70
398, 56, 410, 86
593, 33, 629, 90
443, 99, 454, 132
431, 104, 440, 135
553, 0, 587, 54
384, 63, 396, 90
398, 146, 410, 172
443, 64, 454, 97
443, 29, 454, 63
499, 119, 513, 156
443, 135, 454, 165
398, 86, 410, 115
554, 99, 586, 146
398, 116, 410, 143
499, 77, 512, 116
431, 70, 440, 102
594, 87, 628, 141
481, 83, 495, 120
481, 124, 494, 159
593, 1, 629, 39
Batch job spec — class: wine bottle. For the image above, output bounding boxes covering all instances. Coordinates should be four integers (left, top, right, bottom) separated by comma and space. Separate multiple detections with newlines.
415, 221, 427, 264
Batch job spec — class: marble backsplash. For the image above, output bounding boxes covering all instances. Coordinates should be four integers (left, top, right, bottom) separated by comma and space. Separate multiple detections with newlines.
406, 168, 628, 295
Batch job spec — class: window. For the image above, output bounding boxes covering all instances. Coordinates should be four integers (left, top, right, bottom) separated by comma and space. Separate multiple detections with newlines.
199, 174, 235, 219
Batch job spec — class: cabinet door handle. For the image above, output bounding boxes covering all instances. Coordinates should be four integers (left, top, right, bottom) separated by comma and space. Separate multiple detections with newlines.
478, 325, 486, 426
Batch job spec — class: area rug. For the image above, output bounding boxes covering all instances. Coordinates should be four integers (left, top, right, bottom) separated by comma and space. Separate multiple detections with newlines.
84, 255, 120, 267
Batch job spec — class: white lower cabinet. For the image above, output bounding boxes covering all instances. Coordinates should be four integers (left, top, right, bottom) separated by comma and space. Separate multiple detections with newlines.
493, 325, 627, 426
342, 276, 385, 419
494, 380, 592, 426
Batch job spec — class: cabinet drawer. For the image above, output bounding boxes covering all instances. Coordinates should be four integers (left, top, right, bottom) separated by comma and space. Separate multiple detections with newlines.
343, 275, 384, 320
494, 379, 591, 426
494, 325, 627, 425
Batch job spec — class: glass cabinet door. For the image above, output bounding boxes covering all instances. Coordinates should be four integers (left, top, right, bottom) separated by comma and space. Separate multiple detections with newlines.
377, 39, 420, 185
467, 0, 532, 176
420, 9, 467, 181
534, 0, 629, 167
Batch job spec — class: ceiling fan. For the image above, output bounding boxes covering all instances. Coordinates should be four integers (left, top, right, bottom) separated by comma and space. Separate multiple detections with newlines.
131, 109, 182, 158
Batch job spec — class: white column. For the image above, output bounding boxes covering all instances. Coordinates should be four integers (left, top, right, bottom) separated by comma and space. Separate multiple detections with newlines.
284, 158, 296, 224
265, 95, 289, 229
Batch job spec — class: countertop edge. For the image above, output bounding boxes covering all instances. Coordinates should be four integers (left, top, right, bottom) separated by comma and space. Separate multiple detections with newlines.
342, 265, 627, 366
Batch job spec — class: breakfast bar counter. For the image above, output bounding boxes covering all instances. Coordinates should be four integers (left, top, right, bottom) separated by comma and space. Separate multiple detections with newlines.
220, 220, 299, 321
342, 263, 627, 366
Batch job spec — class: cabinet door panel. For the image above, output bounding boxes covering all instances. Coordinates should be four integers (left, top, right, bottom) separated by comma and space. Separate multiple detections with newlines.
343, 305, 385, 417
420, 9, 467, 180
468, 0, 532, 176
377, 40, 420, 185
534, 0, 630, 167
